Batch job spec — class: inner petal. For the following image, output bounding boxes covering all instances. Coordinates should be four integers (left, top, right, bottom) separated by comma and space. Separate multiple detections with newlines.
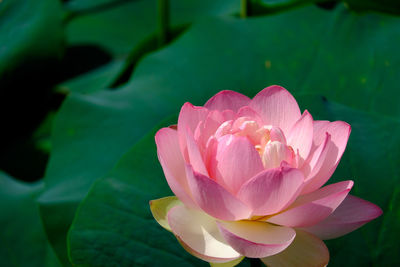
213, 134, 264, 194
263, 141, 294, 169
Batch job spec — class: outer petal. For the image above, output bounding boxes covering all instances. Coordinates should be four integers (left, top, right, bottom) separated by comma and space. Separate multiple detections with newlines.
267, 181, 353, 227
300, 133, 331, 179
249, 85, 301, 134
212, 134, 264, 194
177, 102, 208, 160
155, 128, 197, 207
217, 221, 296, 258
313, 121, 351, 160
237, 167, 304, 216
287, 110, 313, 164
261, 230, 329, 267
167, 205, 242, 263
205, 90, 250, 112
301, 195, 383, 240
185, 165, 251, 221
185, 127, 209, 176
149, 196, 181, 231
302, 121, 351, 194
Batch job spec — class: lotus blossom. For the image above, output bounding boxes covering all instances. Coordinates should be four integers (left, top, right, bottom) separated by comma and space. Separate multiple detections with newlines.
150, 86, 382, 266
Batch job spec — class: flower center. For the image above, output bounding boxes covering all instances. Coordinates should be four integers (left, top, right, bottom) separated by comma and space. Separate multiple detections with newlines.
215, 117, 295, 169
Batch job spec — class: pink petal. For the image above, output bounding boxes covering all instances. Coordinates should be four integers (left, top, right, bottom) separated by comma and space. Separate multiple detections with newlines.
262, 141, 294, 169
155, 128, 197, 208
302, 121, 351, 194
261, 230, 329, 267
217, 221, 296, 258
270, 127, 287, 144
236, 106, 263, 125
167, 205, 242, 263
177, 102, 208, 160
267, 181, 353, 227
212, 134, 264, 194
185, 127, 209, 176
185, 165, 251, 221
301, 195, 383, 240
222, 110, 236, 121
237, 167, 304, 216
205, 90, 250, 112
300, 133, 331, 179
194, 110, 225, 149
249, 85, 301, 134
287, 110, 313, 165
313, 121, 351, 166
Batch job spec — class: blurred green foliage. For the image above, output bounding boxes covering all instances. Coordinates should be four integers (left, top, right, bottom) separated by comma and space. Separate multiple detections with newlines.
0, 0, 399, 266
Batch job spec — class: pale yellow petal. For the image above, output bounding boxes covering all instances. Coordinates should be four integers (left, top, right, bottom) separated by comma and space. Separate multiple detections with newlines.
149, 196, 181, 231
210, 257, 245, 267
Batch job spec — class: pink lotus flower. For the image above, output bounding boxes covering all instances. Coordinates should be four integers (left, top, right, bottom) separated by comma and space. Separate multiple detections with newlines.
150, 86, 382, 266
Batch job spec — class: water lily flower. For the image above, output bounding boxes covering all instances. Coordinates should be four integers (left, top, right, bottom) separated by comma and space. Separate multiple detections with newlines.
150, 85, 382, 266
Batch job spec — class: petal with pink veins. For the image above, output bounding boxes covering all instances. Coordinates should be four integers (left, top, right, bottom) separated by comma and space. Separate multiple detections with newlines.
313, 121, 351, 152
301, 121, 351, 194
269, 126, 287, 144
212, 134, 264, 194
185, 127, 209, 176
177, 102, 208, 160
312, 120, 351, 166
217, 220, 296, 258
300, 195, 383, 240
205, 90, 250, 112
249, 85, 301, 134
195, 110, 225, 149
222, 110, 236, 121
185, 165, 251, 221
287, 110, 313, 165
236, 106, 263, 125
155, 128, 197, 208
301, 133, 331, 179
167, 205, 242, 263
267, 180, 353, 227
261, 229, 329, 267
237, 167, 304, 216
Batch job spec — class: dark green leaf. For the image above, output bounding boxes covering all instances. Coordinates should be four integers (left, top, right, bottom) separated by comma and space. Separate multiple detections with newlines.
62, 0, 239, 93
0, 172, 61, 267
56, 59, 126, 94
65, 0, 129, 13
66, 0, 239, 57
344, 0, 400, 15
0, 0, 64, 77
